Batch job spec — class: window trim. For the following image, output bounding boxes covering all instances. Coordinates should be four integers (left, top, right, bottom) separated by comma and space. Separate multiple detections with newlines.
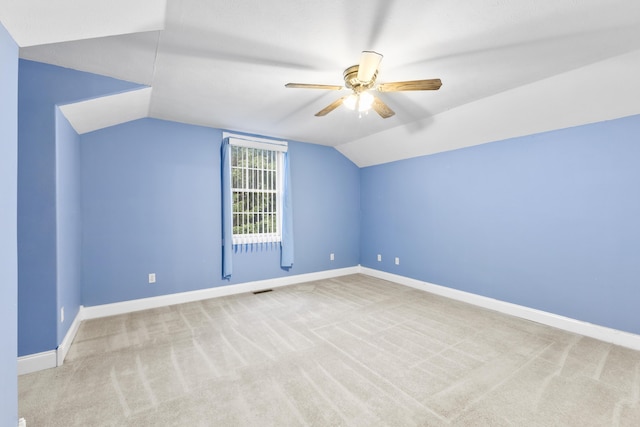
224, 133, 287, 152
225, 134, 288, 246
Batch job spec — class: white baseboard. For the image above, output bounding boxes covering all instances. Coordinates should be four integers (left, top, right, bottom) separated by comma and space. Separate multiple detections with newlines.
360, 267, 640, 351
19, 267, 359, 374
22, 265, 639, 376
83, 266, 360, 320
56, 306, 84, 366
18, 306, 85, 375
17, 350, 57, 376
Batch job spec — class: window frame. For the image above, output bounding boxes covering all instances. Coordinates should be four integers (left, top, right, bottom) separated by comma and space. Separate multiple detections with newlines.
226, 136, 287, 246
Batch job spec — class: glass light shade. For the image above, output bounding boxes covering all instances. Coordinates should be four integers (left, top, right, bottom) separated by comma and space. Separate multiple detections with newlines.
343, 94, 357, 110
343, 92, 374, 112
358, 92, 374, 112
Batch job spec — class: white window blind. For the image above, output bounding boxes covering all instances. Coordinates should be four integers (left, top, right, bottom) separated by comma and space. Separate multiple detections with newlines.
227, 135, 287, 245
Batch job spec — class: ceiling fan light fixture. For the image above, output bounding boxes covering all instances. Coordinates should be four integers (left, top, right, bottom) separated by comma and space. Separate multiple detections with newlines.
343, 91, 374, 112
343, 94, 357, 110
358, 91, 374, 112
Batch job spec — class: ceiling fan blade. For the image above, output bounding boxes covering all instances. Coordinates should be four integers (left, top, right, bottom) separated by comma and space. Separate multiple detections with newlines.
357, 51, 383, 83
315, 96, 348, 117
285, 83, 343, 90
371, 96, 395, 119
377, 78, 442, 92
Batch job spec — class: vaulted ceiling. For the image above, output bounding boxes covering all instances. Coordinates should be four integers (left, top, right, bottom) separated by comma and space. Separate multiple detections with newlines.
3, 0, 640, 166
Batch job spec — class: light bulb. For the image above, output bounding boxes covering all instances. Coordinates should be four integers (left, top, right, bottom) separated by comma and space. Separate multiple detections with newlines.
343, 94, 357, 110
358, 92, 374, 112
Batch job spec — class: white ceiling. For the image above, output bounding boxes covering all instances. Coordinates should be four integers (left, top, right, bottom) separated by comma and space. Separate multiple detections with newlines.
3, 0, 640, 166
58, 87, 152, 134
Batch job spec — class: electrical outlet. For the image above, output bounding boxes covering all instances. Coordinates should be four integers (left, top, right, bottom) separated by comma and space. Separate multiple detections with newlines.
149, 273, 156, 283
330, 253, 335, 261
60, 307, 64, 323
395, 257, 400, 265
377, 254, 382, 262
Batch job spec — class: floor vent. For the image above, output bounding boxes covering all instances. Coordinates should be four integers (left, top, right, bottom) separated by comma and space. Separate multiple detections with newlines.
253, 289, 273, 295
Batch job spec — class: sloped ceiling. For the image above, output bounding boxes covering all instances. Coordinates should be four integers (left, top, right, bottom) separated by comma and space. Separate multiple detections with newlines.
3, 0, 640, 166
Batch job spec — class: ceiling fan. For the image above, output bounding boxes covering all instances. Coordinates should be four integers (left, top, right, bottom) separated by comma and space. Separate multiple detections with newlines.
285, 51, 442, 119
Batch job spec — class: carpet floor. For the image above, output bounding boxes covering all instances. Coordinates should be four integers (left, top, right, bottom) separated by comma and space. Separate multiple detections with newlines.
19, 274, 640, 426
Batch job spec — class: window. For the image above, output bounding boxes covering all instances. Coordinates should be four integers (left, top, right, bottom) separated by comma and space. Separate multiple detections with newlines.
227, 137, 286, 245
221, 134, 293, 279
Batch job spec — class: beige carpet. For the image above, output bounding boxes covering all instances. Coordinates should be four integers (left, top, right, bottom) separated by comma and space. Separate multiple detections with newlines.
19, 274, 640, 426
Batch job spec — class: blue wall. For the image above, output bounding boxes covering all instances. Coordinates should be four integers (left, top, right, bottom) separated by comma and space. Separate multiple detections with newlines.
0, 22, 19, 427
55, 108, 82, 343
80, 119, 360, 305
18, 60, 143, 355
361, 115, 640, 335
18, 57, 640, 363
17, 60, 360, 355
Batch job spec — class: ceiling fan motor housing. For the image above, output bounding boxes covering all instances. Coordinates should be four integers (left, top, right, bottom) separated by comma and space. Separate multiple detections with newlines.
343, 65, 377, 92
